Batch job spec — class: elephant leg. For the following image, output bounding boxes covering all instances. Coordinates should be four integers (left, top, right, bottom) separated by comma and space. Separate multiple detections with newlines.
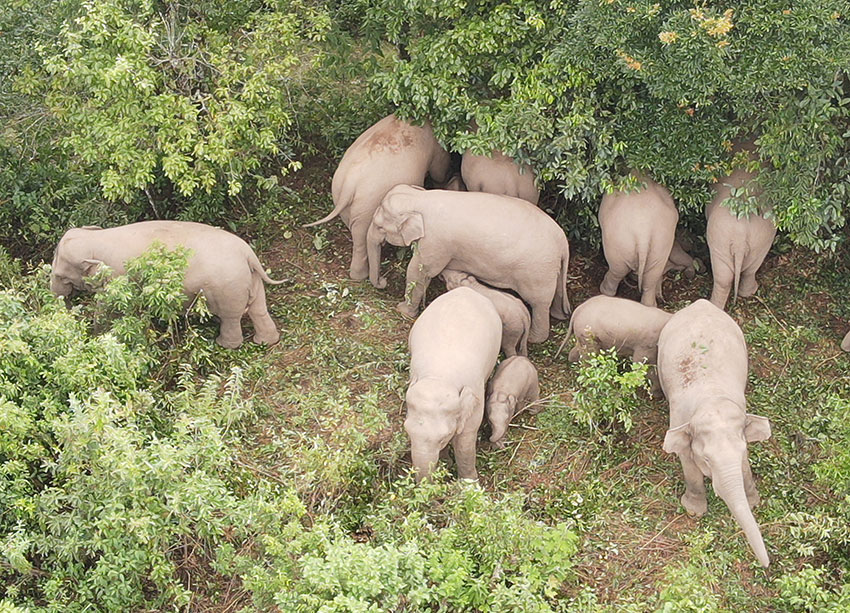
216, 315, 245, 349
679, 455, 708, 516
708, 254, 734, 309
632, 346, 659, 395
600, 260, 630, 297
452, 427, 479, 481
397, 251, 443, 318
738, 268, 759, 297
348, 216, 370, 281
247, 278, 280, 346
639, 265, 664, 308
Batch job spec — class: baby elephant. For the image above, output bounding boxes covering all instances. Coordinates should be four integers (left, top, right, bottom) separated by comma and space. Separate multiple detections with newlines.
599, 175, 678, 307
706, 168, 776, 309
405, 287, 502, 482
556, 295, 671, 392
658, 299, 772, 567
50, 221, 285, 348
461, 149, 539, 205
486, 356, 540, 448
664, 237, 699, 280
440, 269, 531, 357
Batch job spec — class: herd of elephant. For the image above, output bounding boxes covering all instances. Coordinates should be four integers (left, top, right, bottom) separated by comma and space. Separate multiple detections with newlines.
46, 113, 850, 570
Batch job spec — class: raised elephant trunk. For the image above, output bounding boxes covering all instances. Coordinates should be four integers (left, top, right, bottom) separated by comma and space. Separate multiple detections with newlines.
366, 222, 387, 288
410, 446, 439, 483
713, 463, 770, 567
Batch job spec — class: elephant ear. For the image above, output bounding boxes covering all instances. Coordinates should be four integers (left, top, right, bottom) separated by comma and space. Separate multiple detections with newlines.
456, 387, 480, 435
507, 394, 518, 411
744, 414, 771, 442
399, 212, 425, 246
662, 423, 691, 454
82, 258, 104, 278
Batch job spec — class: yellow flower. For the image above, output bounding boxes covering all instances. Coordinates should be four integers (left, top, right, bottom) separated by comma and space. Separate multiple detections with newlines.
658, 31, 679, 44
617, 50, 643, 70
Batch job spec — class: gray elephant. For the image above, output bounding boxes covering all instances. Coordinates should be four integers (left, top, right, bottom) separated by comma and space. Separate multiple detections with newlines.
556, 295, 671, 392
486, 356, 540, 448
706, 169, 777, 309
843, 330, 850, 351
406, 287, 502, 481
50, 221, 284, 348
461, 149, 539, 205
367, 185, 571, 343
599, 176, 678, 307
304, 114, 451, 280
658, 299, 772, 567
664, 237, 699, 280
440, 269, 531, 357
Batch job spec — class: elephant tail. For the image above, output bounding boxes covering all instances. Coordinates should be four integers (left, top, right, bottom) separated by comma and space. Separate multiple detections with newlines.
303, 177, 354, 228
554, 313, 574, 359
732, 250, 743, 304
247, 251, 287, 286
636, 246, 648, 294
551, 247, 571, 319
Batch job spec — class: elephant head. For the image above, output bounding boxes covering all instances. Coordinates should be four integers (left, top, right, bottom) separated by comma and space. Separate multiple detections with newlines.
663, 399, 772, 567
486, 391, 517, 448
439, 269, 474, 290
49, 228, 105, 298
367, 186, 426, 288
404, 378, 479, 482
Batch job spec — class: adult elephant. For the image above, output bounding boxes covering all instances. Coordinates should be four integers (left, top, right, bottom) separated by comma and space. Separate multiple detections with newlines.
460, 149, 539, 205
304, 114, 451, 280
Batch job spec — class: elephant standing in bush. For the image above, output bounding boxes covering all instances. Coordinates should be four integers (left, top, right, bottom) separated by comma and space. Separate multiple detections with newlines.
598, 176, 678, 307
304, 114, 451, 280
50, 221, 285, 348
706, 168, 777, 310
658, 299, 772, 567
367, 185, 571, 342
405, 287, 502, 481
461, 149, 539, 204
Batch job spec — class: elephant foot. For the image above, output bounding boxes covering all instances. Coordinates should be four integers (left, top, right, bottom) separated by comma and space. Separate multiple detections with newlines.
216, 334, 244, 349
252, 331, 280, 346
372, 276, 388, 289
349, 263, 369, 281
738, 280, 759, 297
489, 439, 506, 450
396, 301, 420, 318
599, 279, 619, 297
681, 492, 707, 517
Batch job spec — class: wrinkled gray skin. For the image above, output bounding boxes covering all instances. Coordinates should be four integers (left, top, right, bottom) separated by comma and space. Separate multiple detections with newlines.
367, 185, 571, 343
304, 114, 451, 280
461, 149, 539, 205
843, 330, 850, 352
406, 287, 502, 481
658, 299, 772, 567
665, 237, 698, 279
706, 168, 777, 310
440, 269, 531, 357
599, 177, 678, 307
440, 173, 467, 191
485, 356, 540, 448
50, 221, 285, 348
556, 295, 671, 392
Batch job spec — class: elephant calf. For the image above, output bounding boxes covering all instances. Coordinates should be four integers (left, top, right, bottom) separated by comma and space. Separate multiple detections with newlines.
556, 295, 671, 392
658, 299, 772, 567
664, 237, 699, 280
461, 149, 539, 205
441, 269, 531, 357
304, 114, 451, 280
368, 185, 571, 343
486, 356, 540, 448
50, 221, 285, 349
706, 168, 777, 310
405, 287, 502, 481
599, 175, 678, 307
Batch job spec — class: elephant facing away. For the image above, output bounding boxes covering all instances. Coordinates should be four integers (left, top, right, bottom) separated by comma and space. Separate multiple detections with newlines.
406, 287, 502, 481
486, 356, 540, 448
367, 185, 571, 343
304, 114, 451, 280
658, 299, 772, 567
50, 221, 285, 348
556, 295, 672, 392
598, 175, 679, 307
461, 149, 539, 205
706, 169, 777, 310
441, 269, 531, 357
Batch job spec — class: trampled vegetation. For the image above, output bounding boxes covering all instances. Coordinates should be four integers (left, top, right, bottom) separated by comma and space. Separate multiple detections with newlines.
2, 1, 850, 611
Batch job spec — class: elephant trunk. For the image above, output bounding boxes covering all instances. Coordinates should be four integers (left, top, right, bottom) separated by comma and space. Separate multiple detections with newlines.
713, 463, 770, 567
488, 404, 511, 445
410, 445, 440, 483
366, 222, 387, 289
